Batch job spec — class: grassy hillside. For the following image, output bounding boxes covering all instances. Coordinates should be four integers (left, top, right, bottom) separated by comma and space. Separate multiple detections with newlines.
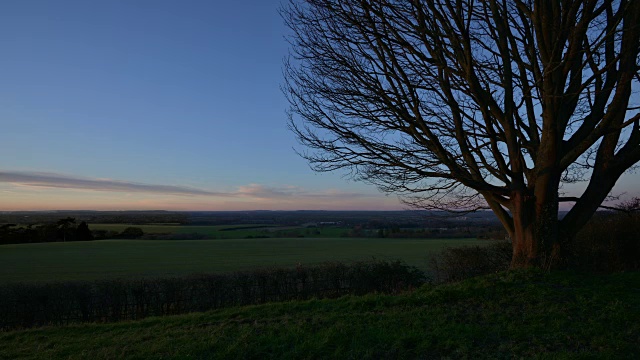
0, 238, 488, 283
1, 270, 637, 359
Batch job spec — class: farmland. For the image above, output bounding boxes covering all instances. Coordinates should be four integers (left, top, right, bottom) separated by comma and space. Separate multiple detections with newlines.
0, 215, 638, 359
89, 223, 349, 239
0, 237, 489, 283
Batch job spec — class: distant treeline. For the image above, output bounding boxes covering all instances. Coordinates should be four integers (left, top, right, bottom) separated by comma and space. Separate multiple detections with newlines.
0, 260, 425, 331
0, 210, 502, 228
0, 219, 150, 245
343, 223, 506, 240
0, 217, 93, 245
0, 211, 188, 226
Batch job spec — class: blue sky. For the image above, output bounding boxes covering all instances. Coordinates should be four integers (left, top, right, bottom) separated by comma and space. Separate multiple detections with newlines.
0, 0, 402, 210
0, 0, 637, 211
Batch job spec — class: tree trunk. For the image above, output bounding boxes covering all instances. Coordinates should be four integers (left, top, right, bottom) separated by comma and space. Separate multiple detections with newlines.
509, 186, 566, 269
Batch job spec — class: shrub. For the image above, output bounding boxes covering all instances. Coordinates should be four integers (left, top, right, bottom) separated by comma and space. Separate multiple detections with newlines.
0, 260, 426, 331
428, 241, 512, 283
119, 227, 144, 239
569, 212, 640, 272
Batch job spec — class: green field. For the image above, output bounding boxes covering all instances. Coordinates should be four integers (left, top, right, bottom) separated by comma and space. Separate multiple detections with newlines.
1, 270, 638, 359
90, 223, 349, 238
0, 237, 489, 283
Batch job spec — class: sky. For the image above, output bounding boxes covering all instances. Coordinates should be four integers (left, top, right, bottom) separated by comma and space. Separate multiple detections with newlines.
0, 0, 404, 211
0, 0, 638, 211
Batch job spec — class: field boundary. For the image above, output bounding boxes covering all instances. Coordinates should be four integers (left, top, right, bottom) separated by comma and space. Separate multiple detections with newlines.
0, 260, 425, 331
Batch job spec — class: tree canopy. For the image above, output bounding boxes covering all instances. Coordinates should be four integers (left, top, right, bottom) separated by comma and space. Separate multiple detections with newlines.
282, 0, 640, 268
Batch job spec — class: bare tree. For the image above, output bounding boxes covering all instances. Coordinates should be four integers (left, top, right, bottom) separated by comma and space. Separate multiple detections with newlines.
617, 196, 640, 215
282, 0, 640, 268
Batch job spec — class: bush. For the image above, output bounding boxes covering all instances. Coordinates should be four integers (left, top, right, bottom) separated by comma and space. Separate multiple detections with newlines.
428, 241, 512, 283
0, 260, 426, 331
426, 212, 640, 282
119, 227, 144, 239
569, 212, 640, 272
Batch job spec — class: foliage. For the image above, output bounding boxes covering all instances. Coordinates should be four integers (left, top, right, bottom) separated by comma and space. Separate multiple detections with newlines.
428, 241, 512, 283
0, 219, 94, 245
0, 260, 425, 331
428, 212, 640, 282
117, 227, 144, 239
0, 270, 638, 359
0, 211, 188, 226
0, 221, 157, 244
569, 212, 640, 272
75, 222, 93, 242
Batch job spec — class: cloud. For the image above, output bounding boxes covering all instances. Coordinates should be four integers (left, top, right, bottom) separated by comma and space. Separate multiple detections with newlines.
235, 183, 368, 200
0, 171, 226, 196
0, 171, 374, 203
236, 184, 301, 198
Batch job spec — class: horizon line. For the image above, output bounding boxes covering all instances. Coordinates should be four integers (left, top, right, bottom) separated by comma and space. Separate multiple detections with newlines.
0, 208, 432, 213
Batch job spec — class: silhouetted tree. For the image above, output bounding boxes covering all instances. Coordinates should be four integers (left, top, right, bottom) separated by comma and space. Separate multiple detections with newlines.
56, 217, 76, 242
76, 221, 93, 242
283, 0, 640, 268
0, 224, 17, 244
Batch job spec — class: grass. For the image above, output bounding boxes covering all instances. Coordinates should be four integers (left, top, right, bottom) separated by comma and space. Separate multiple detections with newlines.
1, 270, 638, 359
89, 223, 350, 239
0, 237, 489, 283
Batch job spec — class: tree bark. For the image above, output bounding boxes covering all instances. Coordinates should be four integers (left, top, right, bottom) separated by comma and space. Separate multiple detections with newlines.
510, 191, 537, 268
510, 199, 565, 269
509, 171, 566, 269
